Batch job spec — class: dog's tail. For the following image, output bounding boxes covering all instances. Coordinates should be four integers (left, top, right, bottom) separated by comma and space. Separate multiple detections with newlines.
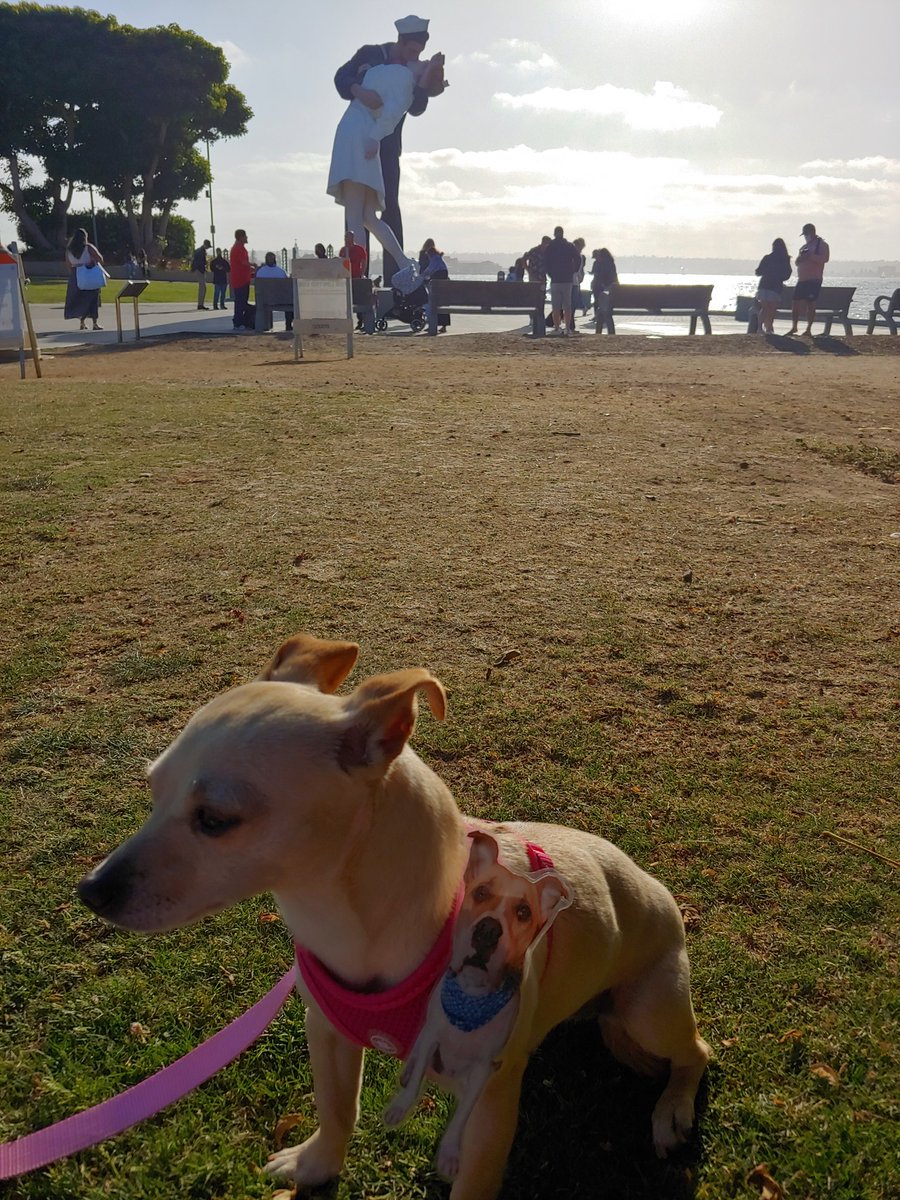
597, 1013, 667, 1078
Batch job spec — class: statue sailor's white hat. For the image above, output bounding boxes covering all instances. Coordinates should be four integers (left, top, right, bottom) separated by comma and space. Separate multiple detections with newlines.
395, 14, 429, 36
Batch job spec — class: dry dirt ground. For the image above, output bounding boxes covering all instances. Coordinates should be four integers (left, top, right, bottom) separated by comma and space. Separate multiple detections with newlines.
8, 333, 900, 696
6, 329, 898, 768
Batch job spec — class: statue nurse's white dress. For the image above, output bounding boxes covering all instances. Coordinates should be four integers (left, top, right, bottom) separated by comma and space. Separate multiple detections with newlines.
327, 63, 417, 273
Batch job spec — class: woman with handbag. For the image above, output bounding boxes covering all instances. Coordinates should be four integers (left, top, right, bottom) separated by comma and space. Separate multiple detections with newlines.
64, 227, 106, 331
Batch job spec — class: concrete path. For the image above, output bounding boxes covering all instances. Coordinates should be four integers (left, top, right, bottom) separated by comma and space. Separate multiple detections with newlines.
24, 300, 884, 351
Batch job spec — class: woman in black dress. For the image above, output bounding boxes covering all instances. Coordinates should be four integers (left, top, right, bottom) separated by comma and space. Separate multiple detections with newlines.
64, 227, 105, 331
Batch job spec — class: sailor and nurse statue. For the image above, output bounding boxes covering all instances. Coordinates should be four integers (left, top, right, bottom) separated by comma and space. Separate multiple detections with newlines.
330, 14, 447, 293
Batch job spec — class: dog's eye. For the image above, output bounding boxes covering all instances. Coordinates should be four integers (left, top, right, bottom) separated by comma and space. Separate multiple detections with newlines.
194, 807, 241, 837
472, 885, 491, 903
515, 903, 532, 923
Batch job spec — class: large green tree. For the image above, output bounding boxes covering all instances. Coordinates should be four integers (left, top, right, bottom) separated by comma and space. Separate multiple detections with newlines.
0, 4, 251, 257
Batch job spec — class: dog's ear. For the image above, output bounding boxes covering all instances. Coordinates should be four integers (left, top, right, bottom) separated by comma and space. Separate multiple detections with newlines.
340, 669, 446, 770
535, 872, 573, 924
465, 830, 501, 883
258, 634, 359, 693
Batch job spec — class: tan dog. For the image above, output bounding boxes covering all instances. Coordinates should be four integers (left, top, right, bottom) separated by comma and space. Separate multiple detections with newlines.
78, 634, 710, 1200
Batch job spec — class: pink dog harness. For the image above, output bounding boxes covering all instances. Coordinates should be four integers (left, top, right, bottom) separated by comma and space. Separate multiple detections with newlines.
295, 840, 554, 1059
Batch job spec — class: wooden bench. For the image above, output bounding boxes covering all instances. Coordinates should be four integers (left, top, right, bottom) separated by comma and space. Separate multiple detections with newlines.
605, 284, 713, 334
866, 288, 899, 335
426, 280, 546, 336
254, 276, 375, 333
740, 285, 856, 336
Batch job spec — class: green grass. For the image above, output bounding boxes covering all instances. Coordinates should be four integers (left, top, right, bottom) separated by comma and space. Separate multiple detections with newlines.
1, 361, 897, 1199
23, 279, 202, 305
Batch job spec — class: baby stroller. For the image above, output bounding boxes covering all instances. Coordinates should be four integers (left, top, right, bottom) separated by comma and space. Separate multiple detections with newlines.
374, 281, 428, 333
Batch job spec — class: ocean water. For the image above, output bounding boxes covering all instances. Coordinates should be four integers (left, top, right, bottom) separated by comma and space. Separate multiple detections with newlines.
471, 272, 893, 320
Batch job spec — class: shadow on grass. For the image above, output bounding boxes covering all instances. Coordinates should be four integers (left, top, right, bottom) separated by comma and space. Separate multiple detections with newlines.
403, 1021, 708, 1200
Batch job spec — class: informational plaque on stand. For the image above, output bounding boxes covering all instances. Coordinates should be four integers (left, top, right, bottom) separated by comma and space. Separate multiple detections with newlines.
0, 246, 41, 379
292, 257, 353, 360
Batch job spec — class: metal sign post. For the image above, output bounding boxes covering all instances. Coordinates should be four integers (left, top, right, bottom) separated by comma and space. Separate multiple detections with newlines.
291, 258, 353, 360
114, 281, 150, 343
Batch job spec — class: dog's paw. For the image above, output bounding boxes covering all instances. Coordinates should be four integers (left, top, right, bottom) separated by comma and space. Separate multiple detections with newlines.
435, 1133, 462, 1181
651, 1093, 695, 1158
264, 1131, 343, 1186
383, 1094, 414, 1128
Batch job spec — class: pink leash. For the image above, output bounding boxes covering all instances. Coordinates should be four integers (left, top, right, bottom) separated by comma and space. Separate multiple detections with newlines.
0, 969, 295, 1180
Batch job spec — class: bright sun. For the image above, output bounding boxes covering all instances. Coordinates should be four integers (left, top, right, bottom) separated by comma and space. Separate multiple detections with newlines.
614, 0, 709, 25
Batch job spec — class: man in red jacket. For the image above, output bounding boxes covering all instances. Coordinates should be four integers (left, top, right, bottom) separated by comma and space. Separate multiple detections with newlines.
229, 229, 254, 330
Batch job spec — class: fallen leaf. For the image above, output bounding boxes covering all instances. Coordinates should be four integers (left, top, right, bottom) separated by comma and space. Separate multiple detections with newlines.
274, 1112, 305, 1148
776, 1028, 804, 1043
492, 649, 521, 668
810, 1061, 840, 1087
129, 1022, 149, 1042
259, 911, 281, 924
680, 905, 701, 931
747, 1163, 784, 1199
720, 1036, 739, 1048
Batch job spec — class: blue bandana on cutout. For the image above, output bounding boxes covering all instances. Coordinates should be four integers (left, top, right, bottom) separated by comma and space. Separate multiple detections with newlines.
440, 971, 517, 1032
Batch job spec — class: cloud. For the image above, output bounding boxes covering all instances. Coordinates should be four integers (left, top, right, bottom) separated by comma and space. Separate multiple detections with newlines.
217, 39, 251, 69
495, 81, 723, 131
799, 156, 900, 176
450, 39, 558, 74
197, 142, 899, 260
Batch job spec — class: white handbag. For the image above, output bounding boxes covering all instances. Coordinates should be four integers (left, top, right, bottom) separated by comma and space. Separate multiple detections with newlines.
76, 263, 107, 290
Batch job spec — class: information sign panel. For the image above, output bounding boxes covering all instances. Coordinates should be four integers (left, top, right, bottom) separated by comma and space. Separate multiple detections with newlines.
0, 253, 23, 351
291, 258, 353, 358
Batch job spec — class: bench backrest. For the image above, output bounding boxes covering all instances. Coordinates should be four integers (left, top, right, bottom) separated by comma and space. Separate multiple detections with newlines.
430, 279, 545, 307
875, 287, 900, 314
253, 276, 292, 304
254, 275, 373, 306
608, 284, 713, 311
779, 285, 854, 312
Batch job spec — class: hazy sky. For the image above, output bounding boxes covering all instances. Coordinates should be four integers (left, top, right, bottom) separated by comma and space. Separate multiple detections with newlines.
5, 0, 899, 260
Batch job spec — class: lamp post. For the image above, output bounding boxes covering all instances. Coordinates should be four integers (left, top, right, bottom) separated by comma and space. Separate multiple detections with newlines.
88, 183, 98, 246
204, 139, 216, 248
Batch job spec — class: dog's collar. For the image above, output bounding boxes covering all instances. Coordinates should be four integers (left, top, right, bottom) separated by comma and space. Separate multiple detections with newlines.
440, 970, 517, 1032
294, 882, 465, 1058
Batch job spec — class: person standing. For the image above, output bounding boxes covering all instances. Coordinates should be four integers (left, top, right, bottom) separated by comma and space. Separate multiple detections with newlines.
229, 229, 253, 331
339, 229, 368, 278
569, 236, 586, 331
591, 247, 618, 334
544, 226, 580, 336
192, 238, 212, 309
334, 15, 447, 282
64, 226, 104, 332
525, 235, 551, 285
210, 247, 229, 309
754, 238, 792, 335
314, 243, 328, 259
789, 223, 829, 336
419, 239, 450, 332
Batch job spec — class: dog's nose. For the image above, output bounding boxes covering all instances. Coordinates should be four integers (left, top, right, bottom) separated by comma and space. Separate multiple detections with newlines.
472, 916, 502, 950
77, 858, 133, 918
